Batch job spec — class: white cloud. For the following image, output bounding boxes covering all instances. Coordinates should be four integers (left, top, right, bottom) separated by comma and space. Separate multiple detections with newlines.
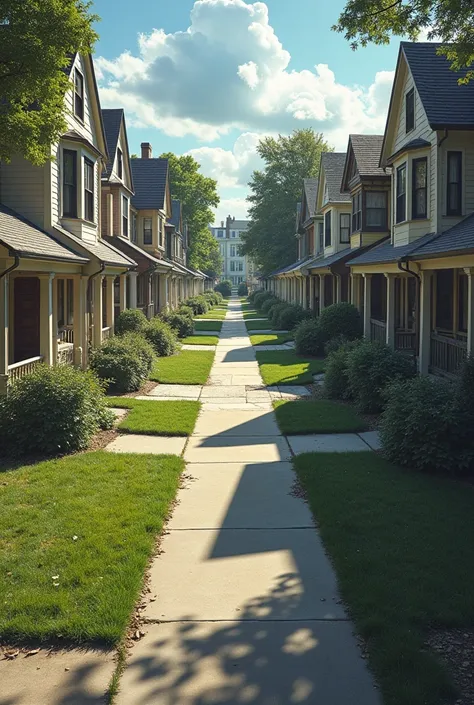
213, 196, 249, 226
96, 0, 394, 145
187, 131, 264, 187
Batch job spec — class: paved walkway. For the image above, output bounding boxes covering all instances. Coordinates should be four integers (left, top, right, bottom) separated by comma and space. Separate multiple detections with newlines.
115, 298, 381, 705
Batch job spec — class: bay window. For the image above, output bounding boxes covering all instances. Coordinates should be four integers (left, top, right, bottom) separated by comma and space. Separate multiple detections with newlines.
143, 217, 152, 245
412, 158, 427, 219
324, 211, 331, 247
352, 192, 362, 232
365, 191, 387, 229
340, 213, 351, 243
122, 195, 129, 237
396, 163, 407, 223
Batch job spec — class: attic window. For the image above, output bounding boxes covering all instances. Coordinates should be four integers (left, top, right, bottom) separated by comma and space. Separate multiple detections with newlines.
74, 69, 84, 121
117, 148, 123, 180
406, 88, 415, 133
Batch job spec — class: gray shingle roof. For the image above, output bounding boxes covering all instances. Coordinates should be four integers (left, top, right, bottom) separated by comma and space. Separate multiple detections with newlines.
229, 220, 249, 230
321, 153, 351, 202
303, 178, 319, 218
102, 109, 123, 178
307, 247, 352, 270
387, 137, 431, 165
413, 213, 474, 258
349, 233, 437, 266
54, 225, 136, 268
0, 204, 88, 263
350, 135, 385, 177
131, 158, 168, 210
402, 42, 474, 128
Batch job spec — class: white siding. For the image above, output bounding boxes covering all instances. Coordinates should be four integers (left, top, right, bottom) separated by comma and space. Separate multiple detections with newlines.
0, 157, 45, 228
64, 55, 96, 146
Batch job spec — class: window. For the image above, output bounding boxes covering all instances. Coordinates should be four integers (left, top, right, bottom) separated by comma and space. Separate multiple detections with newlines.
237, 245, 243, 256
406, 88, 414, 133
396, 163, 407, 223
62, 149, 77, 217
435, 269, 454, 331
230, 261, 236, 272
447, 151, 462, 215
365, 191, 387, 229
158, 218, 163, 246
143, 217, 152, 245
122, 195, 129, 237
117, 148, 123, 180
318, 222, 324, 251
83, 158, 94, 223
217, 230, 224, 238
236, 261, 244, 272
340, 213, 351, 243
352, 192, 362, 232
231, 231, 237, 238
324, 211, 332, 247
230, 244, 236, 257
131, 212, 137, 243
74, 69, 84, 121
412, 158, 427, 219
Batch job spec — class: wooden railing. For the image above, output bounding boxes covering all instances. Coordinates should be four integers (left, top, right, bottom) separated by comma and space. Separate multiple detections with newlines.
7, 356, 43, 384
370, 318, 386, 344
58, 326, 74, 344
101, 326, 111, 341
395, 330, 417, 351
57, 343, 74, 366
430, 333, 467, 377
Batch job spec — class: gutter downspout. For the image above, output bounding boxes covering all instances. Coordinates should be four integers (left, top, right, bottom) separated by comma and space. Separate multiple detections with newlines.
0, 252, 20, 281
0, 253, 20, 393
398, 258, 421, 371
144, 264, 158, 318
438, 128, 448, 149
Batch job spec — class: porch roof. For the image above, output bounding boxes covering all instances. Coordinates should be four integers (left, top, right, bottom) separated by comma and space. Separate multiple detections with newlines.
349, 233, 437, 266
411, 213, 474, 259
268, 259, 302, 278
0, 204, 88, 264
306, 247, 352, 270
54, 225, 137, 269
103, 235, 172, 270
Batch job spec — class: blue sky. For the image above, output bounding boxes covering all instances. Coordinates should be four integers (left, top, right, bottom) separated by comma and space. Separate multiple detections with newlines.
93, 0, 402, 223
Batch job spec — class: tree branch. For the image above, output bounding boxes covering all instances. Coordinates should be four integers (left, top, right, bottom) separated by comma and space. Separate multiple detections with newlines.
364, 0, 403, 18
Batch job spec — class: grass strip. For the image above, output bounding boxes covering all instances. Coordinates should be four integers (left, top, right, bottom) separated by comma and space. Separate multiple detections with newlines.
182, 336, 219, 346
245, 319, 272, 331
194, 320, 223, 332
273, 399, 368, 434
250, 333, 293, 346
194, 310, 227, 320
256, 350, 325, 385
0, 451, 183, 645
107, 398, 200, 436
150, 350, 214, 385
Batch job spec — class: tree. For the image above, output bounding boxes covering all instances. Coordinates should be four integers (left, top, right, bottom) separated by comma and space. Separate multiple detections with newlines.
0, 1, 98, 165
334, 0, 474, 83
160, 152, 222, 277
241, 130, 332, 275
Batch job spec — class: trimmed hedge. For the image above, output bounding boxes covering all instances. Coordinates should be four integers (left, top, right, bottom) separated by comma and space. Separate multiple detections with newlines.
317, 303, 362, 343
115, 308, 148, 336
215, 280, 232, 297
261, 296, 279, 315
278, 304, 310, 331
294, 318, 324, 356
90, 333, 155, 393
145, 319, 180, 356
185, 296, 209, 315
270, 302, 291, 328
324, 339, 362, 401
159, 311, 194, 339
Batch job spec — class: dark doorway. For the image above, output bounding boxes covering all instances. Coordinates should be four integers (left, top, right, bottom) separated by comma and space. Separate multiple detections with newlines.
14, 277, 40, 362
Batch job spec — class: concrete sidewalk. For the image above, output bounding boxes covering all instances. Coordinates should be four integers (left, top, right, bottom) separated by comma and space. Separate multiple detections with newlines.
115, 297, 381, 705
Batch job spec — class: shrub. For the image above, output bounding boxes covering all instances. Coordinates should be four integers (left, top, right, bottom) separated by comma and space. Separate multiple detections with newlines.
270, 302, 291, 328
238, 282, 248, 296
346, 340, 416, 414
215, 280, 232, 297
160, 311, 194, 338
249, 289, 262, 303
177, 305, 194, 320
145, 319, 179, 356
324, 339, 362, 400
213, 290, 223, 303
317, 303, 362, 344
324, 334, 352, 356
90, 333, 154, 393
261, 296, 279, 315
294, 318, 325, 356
203, 291, 219, 306
0, 365, 114, 457
267, 302, 283, 324
114, 308, 148, 336
278, 304, 310, 331
185, 296, 209, 315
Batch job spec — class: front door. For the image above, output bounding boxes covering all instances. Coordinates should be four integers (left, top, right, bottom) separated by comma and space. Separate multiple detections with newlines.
14, 277, 40, 363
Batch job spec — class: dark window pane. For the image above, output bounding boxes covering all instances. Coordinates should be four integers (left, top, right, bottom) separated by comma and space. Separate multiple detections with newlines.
84, 159, 94, 222
412, 158, 427, 219
396, 164, 406, 223
144, 218, 152, 245
74, 70, 84, 120
340, 213, 350, 243
324, 211, 331, 247
406, 89, 414, 132
63, 150, 77, 217
447, 152, 462, 215
436, 269, 454, 331
459, 274, 468, 332
117, 149, 123, 179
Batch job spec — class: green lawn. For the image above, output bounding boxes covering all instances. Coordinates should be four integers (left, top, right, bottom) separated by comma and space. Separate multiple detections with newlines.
0, 451, 183, 645
294, 451, 474, 705
194, 320, 223, 332
194, 310, 227, 320
150, 350, 214, 385
245, 319, 271, 331
107, 398, 200, 436
182, 335, 219, 346
250, 333, 293, 346
273, 399, 368, 434
256, 350, 325, 385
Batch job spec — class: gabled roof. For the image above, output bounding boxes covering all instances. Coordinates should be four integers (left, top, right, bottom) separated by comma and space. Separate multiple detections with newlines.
0, 204, 88, 264
412, 213, 474, 259
321, 153, 351, 203
229, 220, 249, 230
101, 109, 122, 177
303, 178, 319, 218
131, 158, 169, 210
402, 42, 474, 129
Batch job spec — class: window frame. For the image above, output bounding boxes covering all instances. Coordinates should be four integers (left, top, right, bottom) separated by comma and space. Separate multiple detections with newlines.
405, 88, 415, 133
447, 151, 463, 216
74, 69, 84, 122
62, 149, 77, 218
412, 157, 428, 219
122, 195, 129, 237
143, 217, 153, 245
340, 213, 351, 244
364, 190, 388, 231
117, 148, 123, 180
83, 157, 95, 223
352, 191, 362, 233
396, 163, 407, 224
324, 211, 332, 247
318, 221, 324, 251
131, 212, 137, 243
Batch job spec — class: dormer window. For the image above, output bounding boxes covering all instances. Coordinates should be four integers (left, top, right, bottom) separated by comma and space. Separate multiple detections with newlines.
117, 148, 123, 180
74, 69, 84, 121
406, 88, 415, 133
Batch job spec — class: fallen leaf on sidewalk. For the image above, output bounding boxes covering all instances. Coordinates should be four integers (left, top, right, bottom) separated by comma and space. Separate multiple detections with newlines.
25, 649, 40, 657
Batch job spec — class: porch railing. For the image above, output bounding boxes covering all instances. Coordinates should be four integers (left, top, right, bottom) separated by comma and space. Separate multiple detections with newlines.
57, 343, 74, 366
101, 326, 111, 341
395, 330, 417, 351
370, 318, 386, 344
58, 326, 74, 344
430, 333, 467, 377
7, 356, 43, 384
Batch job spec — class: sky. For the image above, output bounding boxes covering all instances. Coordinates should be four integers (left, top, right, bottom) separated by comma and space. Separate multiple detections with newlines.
92, 0, 403, 225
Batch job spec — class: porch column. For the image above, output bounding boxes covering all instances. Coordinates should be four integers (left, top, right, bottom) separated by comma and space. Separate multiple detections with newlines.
319, 274, 326, 311
309, 276, 315, 311
106, 276, 115, 331
146, 273, 153, 319
464, 267, 474, 355
419, 270, 433, 375
128, 271, 138, 309
93, 275, 103, 348
0, 275, 9, 395
362, 273, 372, 338
335, 275, 342, 304
119, 274, 127, 312
159, 274, 168, 312
73, 275, 87, 368
52, 278, 59, 365
385, 273, 396, 349
351, 273, 362, 310
39, 273, 55, 365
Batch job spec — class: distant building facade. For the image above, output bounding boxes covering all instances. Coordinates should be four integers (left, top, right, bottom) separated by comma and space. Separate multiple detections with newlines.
211, 216, 256, 285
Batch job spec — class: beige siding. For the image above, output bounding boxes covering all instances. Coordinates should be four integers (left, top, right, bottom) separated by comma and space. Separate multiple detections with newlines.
321, 203, 351, 256
64, 54, 96, 146
392, 68, 432, 154
437, 130, 474, 233
0, 157, 45, 228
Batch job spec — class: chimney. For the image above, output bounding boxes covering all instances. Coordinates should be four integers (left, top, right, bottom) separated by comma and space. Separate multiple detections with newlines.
141, 142, 152, 159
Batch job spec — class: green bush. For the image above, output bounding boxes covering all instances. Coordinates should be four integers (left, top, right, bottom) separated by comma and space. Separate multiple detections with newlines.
160, 311, 194, 338
324, 339, 362, 400
114, 308, 148, 336
270, 302, 290, 328
0, 365, 114, 457
346, 340, 416, 413
249, 289, 262, 304
324, 334, 352, 356
145, 319, 179, 356
317, 303, 362, 344
238, 282, 248, 296
203, 291, 219, 306
90, 333, 155, 394
294, 318, 325, 356
254, 290, 275, 310
267, 302, 283, 325
214, 280, 232, 297
261, 296, 279, 315
177, 305, 194, 320
185, 296, 208, 315
278, 304, 310, 331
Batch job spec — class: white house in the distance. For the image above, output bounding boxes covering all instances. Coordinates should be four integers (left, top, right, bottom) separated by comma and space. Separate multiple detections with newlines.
211, 216, 257, 286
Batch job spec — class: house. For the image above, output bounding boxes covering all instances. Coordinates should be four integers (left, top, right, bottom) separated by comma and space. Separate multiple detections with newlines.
165, 199, 206, 304
0, 53, 136, 394
350, 42, 474, 377
211, 217, 255, 287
